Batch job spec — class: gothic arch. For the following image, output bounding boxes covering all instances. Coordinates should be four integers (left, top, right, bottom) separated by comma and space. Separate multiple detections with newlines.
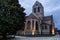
38, 7, 40, 12
41, 23, 50, 30
33, 8, 36, 13
27, 21, 31, 29
36, 21, 38, 30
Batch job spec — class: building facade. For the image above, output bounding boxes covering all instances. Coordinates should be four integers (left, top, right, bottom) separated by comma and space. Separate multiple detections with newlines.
24, 1, 55, 35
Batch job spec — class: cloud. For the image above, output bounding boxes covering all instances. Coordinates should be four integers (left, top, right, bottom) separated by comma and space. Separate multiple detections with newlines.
19, 0, 60, 29
45, 4, 60, 13
19, 0, 30, 8
19, 0, 51, 15
50, 5, 60, 12
19, 0, 60, 14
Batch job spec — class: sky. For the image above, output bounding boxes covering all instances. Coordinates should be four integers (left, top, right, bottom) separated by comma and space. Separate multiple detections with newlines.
19, 0, 60, 30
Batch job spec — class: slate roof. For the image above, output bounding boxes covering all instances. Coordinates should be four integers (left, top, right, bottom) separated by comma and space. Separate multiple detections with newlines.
43, 15, 53, 21
26, 14, 37, 19
26, 13, 53, 21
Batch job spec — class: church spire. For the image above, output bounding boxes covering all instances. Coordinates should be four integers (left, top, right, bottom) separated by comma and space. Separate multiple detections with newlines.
32, 1, 44, 19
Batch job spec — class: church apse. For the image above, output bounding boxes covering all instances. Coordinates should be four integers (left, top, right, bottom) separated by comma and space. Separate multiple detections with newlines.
52, 26, 55, 35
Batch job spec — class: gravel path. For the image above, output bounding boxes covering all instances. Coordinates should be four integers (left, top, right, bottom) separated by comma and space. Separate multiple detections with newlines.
9, 35, 60, 40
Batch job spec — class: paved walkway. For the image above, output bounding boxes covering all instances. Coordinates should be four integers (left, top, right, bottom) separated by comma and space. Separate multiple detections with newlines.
9, 35, 60, 40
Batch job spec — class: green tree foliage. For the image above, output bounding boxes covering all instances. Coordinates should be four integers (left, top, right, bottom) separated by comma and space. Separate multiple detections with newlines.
0, 0, 25, 38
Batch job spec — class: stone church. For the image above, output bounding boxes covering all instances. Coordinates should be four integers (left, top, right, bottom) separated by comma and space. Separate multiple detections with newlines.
17, 1, 55, 35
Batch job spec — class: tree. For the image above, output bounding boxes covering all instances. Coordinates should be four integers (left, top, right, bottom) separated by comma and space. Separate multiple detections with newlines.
0, 0, 25, 38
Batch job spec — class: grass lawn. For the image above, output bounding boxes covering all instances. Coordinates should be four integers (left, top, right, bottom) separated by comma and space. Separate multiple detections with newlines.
17, 34, 55, 37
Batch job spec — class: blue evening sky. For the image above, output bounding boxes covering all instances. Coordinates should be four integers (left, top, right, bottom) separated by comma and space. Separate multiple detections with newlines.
19, 0, 60, 30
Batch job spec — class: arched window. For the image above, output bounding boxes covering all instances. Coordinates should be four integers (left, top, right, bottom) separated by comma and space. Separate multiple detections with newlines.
36, 21, 38, 30
38, 7, 40, 12
42, 25, 44, 29
33, 8, 36, 13
42, 25, 47, 30
27, 21, 31, 29
45, 25, 47, 29
32, 20, 34, 27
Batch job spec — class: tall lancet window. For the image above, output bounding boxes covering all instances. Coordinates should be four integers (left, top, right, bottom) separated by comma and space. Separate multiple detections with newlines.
33, 8, 36, 13
38, 7, 40, 12
32, 20, 34, 27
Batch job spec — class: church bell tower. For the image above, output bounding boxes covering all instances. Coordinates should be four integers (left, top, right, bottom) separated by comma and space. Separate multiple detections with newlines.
32, 1, 44, 19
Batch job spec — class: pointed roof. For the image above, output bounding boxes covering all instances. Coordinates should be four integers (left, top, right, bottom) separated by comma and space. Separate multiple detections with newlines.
35, 1, 41, 4
43, 15, 53, 21
26, 14, 38, 19
33, 1, 43, 7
